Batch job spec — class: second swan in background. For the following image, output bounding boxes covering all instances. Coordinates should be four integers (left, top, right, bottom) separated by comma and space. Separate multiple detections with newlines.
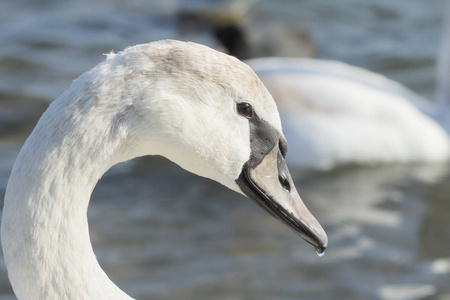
247, 57, 450, 169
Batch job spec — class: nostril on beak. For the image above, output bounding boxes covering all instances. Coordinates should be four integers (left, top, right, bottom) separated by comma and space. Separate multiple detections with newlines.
278, 175, 291, 192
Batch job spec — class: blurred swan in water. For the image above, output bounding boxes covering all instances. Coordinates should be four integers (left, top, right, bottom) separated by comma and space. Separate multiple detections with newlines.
1, 40, 327, 299
247, 58, 450, 169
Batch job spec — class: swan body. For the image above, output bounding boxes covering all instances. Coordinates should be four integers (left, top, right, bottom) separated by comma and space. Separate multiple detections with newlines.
1, 40, 327, 299
247, 58, 450, 169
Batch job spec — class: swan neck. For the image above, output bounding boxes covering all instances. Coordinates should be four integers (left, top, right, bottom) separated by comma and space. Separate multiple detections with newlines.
1, 84, 133, 299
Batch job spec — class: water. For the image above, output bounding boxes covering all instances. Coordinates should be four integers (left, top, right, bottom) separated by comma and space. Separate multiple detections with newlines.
1, 0, 450, 299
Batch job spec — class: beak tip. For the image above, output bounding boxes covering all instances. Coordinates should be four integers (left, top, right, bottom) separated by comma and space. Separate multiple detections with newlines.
311, 229, 328, 256
314, 239, 327, 257
305, 221, 328, 256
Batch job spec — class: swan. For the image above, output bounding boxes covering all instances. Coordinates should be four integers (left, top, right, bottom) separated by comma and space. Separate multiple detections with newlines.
0, 40, 327, 299
246, 57, 450, 169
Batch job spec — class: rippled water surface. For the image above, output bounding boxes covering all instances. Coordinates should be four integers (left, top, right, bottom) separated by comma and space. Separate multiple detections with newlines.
1, 0, 450, 299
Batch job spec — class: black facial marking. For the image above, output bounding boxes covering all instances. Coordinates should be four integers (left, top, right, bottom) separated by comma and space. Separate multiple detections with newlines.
245, 111, 283, 168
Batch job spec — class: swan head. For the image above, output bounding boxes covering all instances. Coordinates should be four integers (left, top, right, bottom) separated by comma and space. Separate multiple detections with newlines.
91, 40, 327, 253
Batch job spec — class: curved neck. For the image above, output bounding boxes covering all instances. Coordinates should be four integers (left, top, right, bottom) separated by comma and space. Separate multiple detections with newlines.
1, 84, 133, 299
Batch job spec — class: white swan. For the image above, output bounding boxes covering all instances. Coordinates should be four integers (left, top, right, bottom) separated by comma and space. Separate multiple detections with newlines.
246, 57, 450, 169
0, 40, 327, 300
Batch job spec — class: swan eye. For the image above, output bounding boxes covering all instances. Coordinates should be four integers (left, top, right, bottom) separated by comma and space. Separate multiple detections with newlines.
237, 102, 253, 118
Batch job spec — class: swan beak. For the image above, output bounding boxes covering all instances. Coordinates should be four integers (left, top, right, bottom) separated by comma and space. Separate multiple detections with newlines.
237, 146, 328, 254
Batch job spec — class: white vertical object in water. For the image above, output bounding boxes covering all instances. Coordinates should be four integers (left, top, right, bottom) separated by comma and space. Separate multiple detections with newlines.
435, 0, 450, 131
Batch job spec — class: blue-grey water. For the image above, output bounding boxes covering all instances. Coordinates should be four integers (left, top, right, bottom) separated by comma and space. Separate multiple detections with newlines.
1, 0, 450, 299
